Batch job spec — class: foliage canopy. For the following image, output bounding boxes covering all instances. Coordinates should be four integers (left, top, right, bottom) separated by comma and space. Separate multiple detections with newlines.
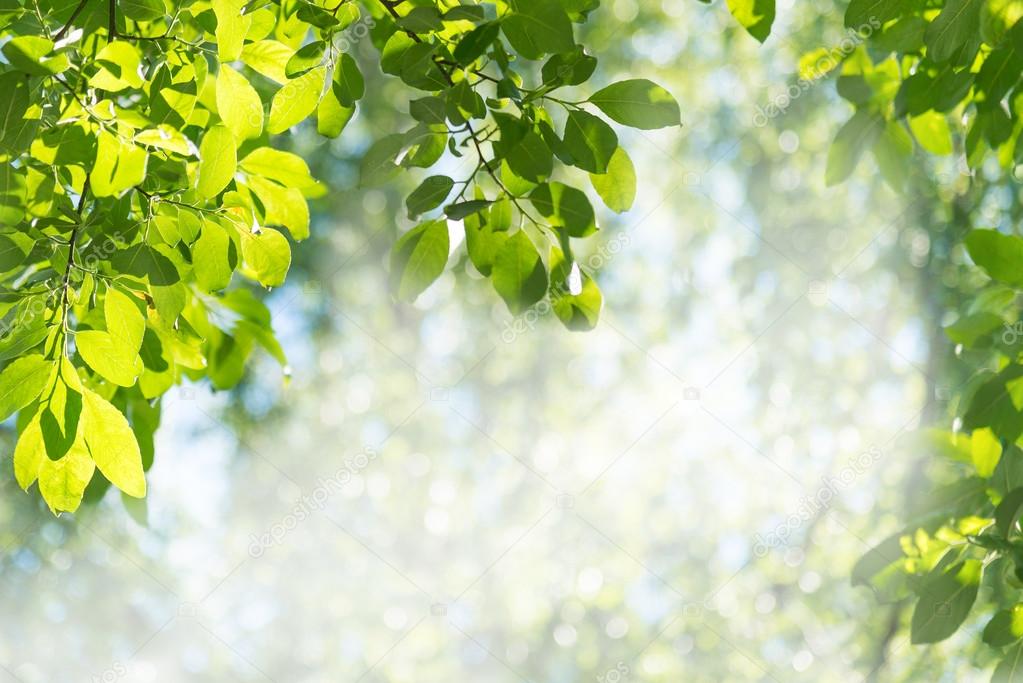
5, 0, 1023, 675
725, 0, 1023, 675
0, 0, 678, 514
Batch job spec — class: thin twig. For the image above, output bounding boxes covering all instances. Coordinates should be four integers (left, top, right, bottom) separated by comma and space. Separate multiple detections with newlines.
374, 0, 544, 228
54, 0, 91, 40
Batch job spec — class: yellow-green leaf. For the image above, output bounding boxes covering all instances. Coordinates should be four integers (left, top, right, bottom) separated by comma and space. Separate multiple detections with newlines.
13, 411, 45, 490
240, 226, 291, 287
268, 67, 326, 134
90, 131, 148, 198
82, 388, 146, 498
104, 287, 146, 355
37, 439, 94, 514
0, 353, 53, 421
971, 427, 1003, 478
217, 65, 264, 141
75, 330, 143, 387
212, 0, 251, 61
589, 147, 637, 213
197, 124, 237, 199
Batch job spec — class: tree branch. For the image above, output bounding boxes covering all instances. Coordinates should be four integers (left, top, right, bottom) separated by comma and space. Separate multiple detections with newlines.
373, 0, 543, 228
54, 0, 91, 41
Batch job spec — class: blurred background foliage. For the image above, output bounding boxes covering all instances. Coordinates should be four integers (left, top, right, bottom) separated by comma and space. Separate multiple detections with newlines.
0, 0, 1017, 681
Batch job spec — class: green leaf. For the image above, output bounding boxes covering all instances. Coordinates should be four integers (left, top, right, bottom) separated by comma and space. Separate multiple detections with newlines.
909, 111, 953, 155
2, 36, 68, 75
501, 0, 576, 60
925, 0, 984, 63
81, 388, 146, 498
985, 605, 1023, 647
268, 67, 326, 134
465, 211, 508, 277
120, 0, 165, 21
37, 438, 94, 514
212, 0, 251, 61
39, 362, 83, 462
972, 427, 1003, 478
407, 175, 455, 218
396, 6, 443, 32
542, 48, 598, 86
490, 196, 513, 232
0, 354, 53, 421
550, 247, 602, 331
996, 487, 1023, 536
240, 148, 323, 196
589, 147, 637, 213
0, 72, 31, 155
110, 244, 181, 286
389, 220, 449, 303
410, 96, 447, 124
247, 176, 310, 240
359, 134, 405, 188
588, 79, 681, 129
563, 110, 619, 174
975, 32, 1023, 103
966, 230, 1023, 286
197, 125, 237, 199
88, 41, 143, 91
192, 219, 234, 292
90, 131, 148, 198
217, 65, 264, 142
240, 226, 291, 288
13, 411, 45, 490
529, 182, 597, 237
104, 287, 146, 355
965, 364, 1023, 443
317, 86, 356, 138
910, 560, 981, 644
396, 42, 447, 91
726, 0, 776, 42
845, 0, 919, 29
825, 110, 884, 186
994, 643, 1023, 682
872, 120, 914, 193
135, 125, 192, 156
945, 311, 1003, 346
454, 22, 501, 66
505, 130, 554, 183
333, 53, 365, 106
851, 532, 904, 586
286, 41, 326, 78
75, 330, 143, 387
445, 200, 493, 220
493, 230, 548, 315
241, 40, 293, 84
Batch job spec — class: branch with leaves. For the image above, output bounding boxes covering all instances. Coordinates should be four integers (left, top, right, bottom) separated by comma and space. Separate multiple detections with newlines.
0, 0, 679, 514
724, 0, 1023, 675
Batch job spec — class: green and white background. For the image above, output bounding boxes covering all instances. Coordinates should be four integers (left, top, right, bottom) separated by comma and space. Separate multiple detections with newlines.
0, 0, 1009, 681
